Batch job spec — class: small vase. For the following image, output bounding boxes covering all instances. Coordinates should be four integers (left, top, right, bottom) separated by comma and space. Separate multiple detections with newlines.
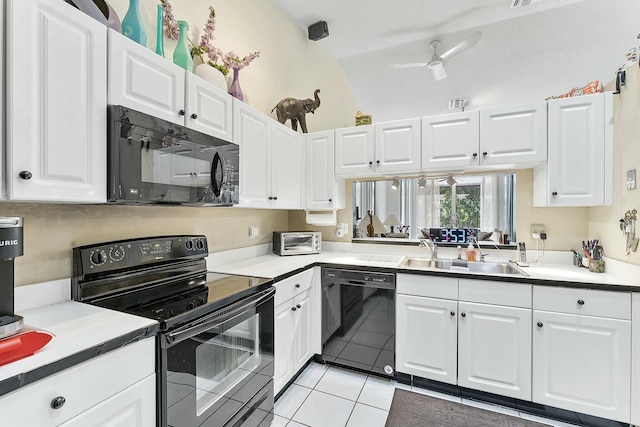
194, 62, 228, 91
228, 69, 243, 101
173, 20, 193, 72
122, 0, 147, 47
155, 4, 164, 57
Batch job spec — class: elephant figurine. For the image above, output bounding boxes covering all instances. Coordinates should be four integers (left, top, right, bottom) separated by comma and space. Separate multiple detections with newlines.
271, 89, 320, 133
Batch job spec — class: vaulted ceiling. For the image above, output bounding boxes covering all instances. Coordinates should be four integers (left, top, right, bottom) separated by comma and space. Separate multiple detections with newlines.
272, 0, 640, 122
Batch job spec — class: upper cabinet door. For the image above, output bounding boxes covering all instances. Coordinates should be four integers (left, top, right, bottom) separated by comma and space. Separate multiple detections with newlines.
108, 29, 185, 125
480, 102, 547, 166
234, 100, 270, 208
421, 111, 480, 170
335, 125, 375, 176
543, 93, 611, 206
185, 73, 233, 141
375, 118, 421, 173
270, 124, 301, 209
306, 131, 341, 210
6, 0, 106, 202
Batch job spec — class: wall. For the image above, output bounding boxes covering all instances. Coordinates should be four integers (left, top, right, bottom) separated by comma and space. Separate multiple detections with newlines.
5, 0, 359, 286
588, 66, 640, 265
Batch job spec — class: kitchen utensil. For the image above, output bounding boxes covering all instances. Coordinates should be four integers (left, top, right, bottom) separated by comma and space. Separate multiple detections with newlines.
0, 329, 53, 366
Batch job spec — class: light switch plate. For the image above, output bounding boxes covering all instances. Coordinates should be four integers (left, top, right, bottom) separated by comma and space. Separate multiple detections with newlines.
627, 169, 636, 190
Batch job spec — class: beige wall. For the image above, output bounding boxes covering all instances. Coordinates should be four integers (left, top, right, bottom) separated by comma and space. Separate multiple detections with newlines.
5, 0, 359, 286
588, 66, 640, 265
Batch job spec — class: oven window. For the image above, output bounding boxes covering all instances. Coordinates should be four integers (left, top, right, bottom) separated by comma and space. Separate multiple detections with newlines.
195, 313, 261, 416
284, 236, 312, 252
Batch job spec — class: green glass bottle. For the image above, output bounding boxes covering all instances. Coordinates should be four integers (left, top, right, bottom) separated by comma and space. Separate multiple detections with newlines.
121, 0, 147, 47
155, 5, 164, 57
173, 21, 193, 72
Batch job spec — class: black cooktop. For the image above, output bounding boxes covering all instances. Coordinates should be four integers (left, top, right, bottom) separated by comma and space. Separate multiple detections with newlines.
93, 271, 273, 329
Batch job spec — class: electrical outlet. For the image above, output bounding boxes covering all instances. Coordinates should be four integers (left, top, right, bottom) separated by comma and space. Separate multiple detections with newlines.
249, 226, 259, 239
531, 223, 545, 239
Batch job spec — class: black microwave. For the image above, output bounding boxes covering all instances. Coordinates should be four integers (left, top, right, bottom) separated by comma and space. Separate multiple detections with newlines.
107, 105, 239, 206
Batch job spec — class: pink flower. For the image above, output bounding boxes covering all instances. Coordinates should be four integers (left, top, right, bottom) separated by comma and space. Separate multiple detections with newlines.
223, 51, 261, 70
160, 0, 179, 40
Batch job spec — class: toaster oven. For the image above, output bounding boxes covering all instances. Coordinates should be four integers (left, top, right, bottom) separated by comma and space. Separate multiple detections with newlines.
273, 232, 322, 256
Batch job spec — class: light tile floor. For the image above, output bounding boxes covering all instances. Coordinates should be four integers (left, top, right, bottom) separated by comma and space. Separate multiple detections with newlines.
272, 362, 583, 427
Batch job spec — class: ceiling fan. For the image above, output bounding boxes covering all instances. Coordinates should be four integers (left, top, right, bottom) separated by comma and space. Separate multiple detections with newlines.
391, 31, 482, 81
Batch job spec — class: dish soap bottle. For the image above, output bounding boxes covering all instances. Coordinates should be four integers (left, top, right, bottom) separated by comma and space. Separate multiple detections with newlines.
467, 243, 476, 262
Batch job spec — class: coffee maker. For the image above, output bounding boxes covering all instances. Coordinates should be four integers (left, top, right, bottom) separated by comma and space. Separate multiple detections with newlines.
0, 217, 24, 339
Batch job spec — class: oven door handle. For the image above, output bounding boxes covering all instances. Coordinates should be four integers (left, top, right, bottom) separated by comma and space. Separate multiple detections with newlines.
165, 287, 275, 346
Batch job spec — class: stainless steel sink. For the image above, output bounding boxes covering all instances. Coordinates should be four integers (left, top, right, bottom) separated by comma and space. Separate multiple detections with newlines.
399, 257, 528, 276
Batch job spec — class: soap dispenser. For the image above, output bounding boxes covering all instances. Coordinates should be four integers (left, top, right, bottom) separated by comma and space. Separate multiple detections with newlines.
466, 243, 476, 262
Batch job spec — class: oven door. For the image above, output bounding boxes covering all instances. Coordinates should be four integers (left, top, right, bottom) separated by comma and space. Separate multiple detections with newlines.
159, 287, 275, 427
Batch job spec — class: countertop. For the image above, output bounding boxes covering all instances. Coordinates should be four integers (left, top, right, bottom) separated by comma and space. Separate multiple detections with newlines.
207, 251, 638, 291
0, 300, 158, 397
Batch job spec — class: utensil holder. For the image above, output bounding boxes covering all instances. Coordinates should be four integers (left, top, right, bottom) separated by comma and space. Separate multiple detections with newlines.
589, 259, 605, 273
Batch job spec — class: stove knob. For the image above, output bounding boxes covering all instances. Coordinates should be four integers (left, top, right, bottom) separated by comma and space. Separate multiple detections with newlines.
109, 246, 125, 262
185, 240, 194, 250
186, 302, 196, 310
195, 239, 205, 250
90, 250, 107, 265
197, 296, 207, 305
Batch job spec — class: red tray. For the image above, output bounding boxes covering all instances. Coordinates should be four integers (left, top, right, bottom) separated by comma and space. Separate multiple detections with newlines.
0, 330, 53, 366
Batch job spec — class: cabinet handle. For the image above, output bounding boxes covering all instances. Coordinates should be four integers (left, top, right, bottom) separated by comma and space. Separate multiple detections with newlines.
537, 322, 543, 328
295, 284, 301, 288
179, 110, 185, 116
51, 396, 66, 410
450, 311, 455, 316
328, 198, 332, 202
482, 151, 488, 156
268, 196, 273, 200
472, 153, 478, 158
191, 113, 198, 119
376, 160, 380, 164
18, 171, 32, 180
273, 196, 278, 200
577, 299, 585, 305
551, 191, 558, 196
291, 306, 297, 312
296, 304, 302, 309
460, 312, 466, 317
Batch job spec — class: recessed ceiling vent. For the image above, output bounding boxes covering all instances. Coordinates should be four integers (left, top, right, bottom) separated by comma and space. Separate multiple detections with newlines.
510, 0, 540, 8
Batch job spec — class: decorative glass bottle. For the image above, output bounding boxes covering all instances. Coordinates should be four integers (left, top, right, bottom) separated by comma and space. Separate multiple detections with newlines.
155, 4, 164, 57
228, 69, 243, 101
122, 0, 147, 47
173, 21, 193, 72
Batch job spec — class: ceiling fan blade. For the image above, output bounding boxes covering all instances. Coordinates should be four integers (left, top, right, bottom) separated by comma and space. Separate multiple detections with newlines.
390, 62, 428, 69
440, 31, 482, 60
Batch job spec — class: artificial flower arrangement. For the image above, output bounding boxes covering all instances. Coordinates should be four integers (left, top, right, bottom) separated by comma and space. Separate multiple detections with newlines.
160, 1, 260, 76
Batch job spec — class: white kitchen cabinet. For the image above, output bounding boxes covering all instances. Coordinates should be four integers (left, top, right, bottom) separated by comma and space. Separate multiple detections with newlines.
274, 269, 319, 395
109, 30, 233, 141
0, 338, 155, 426
479, 102, 547, 166
457, 301, 531, 400
5, 0, 106, 203
533, 92, 613, 207
234, 100, 302, 209
396, 274, 459, 384
421, 111, 480, 170
631, 293, 640, 426
335, 119, 420, 176
306, 130, 345, 210
532, 286, 631, 422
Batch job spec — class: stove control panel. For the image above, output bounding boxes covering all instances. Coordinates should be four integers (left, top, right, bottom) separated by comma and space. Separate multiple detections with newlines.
73, 235, 209, 275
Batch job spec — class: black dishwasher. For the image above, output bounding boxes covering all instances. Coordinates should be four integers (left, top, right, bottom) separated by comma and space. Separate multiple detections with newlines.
320, 268, 396, 378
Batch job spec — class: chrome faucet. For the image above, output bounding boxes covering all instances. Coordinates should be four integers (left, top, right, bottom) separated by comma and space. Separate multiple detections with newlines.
469, 237, 488, 262
419, 239, 438, 259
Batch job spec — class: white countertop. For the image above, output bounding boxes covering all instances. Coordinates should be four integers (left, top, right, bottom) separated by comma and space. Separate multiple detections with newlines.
207, 250, 637, 289
0, 300, 157, 386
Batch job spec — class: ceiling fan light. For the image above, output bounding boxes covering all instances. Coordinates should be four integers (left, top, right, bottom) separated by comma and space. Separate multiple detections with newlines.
429, 62, 447, 81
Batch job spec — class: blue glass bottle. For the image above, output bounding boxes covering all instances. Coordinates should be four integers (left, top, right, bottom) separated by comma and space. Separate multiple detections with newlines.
155, 4, 164, 57
173, 21, 193, 72
122, 0, 147, 47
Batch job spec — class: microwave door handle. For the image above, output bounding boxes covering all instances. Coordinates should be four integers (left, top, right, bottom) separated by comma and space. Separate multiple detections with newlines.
165, 287, 275, 346
211, 152, 223, 198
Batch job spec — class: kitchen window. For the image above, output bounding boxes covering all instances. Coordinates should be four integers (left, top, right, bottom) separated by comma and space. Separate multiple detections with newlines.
353, 173, 516, 242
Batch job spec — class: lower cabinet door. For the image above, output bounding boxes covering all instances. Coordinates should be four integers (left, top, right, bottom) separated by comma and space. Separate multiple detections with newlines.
274, 299, 295, 395
532, 310, 631, 422
293, 289, 313, 370
458, 302, 531, 400
59, 375, 156, 427
396, 294, 457, 384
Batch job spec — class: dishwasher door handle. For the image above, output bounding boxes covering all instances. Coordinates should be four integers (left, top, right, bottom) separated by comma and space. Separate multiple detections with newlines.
334, 280, 396, 290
